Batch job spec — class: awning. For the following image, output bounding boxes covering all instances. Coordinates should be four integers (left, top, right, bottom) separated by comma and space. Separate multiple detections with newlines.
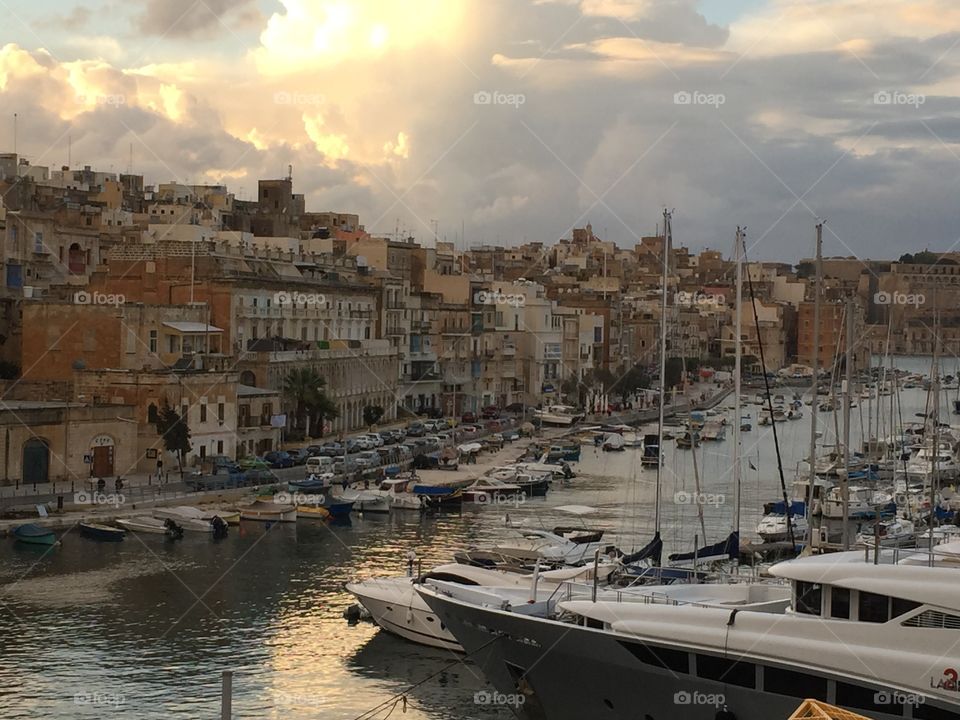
162, 321, 224, 334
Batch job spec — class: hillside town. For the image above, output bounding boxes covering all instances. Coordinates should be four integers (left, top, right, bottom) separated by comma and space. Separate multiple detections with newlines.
0, 151, 953, 484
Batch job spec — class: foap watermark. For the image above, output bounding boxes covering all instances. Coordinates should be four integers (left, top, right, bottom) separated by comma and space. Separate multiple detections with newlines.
273, 91, 325, 106
874, 90, 925, 108
874, 691, 925, 708
74, 290, 125, 307
473, 90, 525, 108
74, 490, 125, 508
674, 690, 725, 707
474, 289, 526, 307
474, 690, 526, 708
475, 491, 527, 507
74, 690, 126, 708
274, 491, 324, 506
675, 490, 725, 507
274, 291, 326, 307
674, 90, 725, 108
675, 290, 725, 307
76, 94, 127, 107
874, 290, 925, 308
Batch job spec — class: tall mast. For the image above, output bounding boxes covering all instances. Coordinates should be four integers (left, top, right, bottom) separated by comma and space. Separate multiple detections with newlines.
733, 227, 743, 540
654, 209, 671, 535
930, 300, 941, 563
806, 224, 822, 530
841, 296, 854, 550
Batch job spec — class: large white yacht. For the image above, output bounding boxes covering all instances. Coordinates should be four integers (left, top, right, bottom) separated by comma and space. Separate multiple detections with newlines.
533, 404, 584, 426
418, 545, 960, 720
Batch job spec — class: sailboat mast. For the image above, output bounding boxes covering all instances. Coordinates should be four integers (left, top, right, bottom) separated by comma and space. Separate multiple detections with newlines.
806, 224, 822, 529
654, 209, 671, 535
733, 227, 743, 539
842, 297, 854, 551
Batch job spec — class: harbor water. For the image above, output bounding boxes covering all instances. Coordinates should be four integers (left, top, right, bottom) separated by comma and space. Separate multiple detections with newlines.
0, 384, 950, 718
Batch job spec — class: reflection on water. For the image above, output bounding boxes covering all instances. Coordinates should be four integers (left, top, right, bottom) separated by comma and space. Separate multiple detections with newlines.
0, 387, 942, 718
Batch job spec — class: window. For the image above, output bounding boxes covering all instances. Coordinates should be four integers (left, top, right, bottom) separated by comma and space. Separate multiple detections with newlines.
620, 641, 689, 674
149, 330, 158, 353
217, 440, 223, 454
795, 581, 822, 616
830, 587, 850, 619
200, 404, 207, 422
217, 403, 224, 423
891, 597, 922, 619
903, 610, 960, 629
147, 403, 159, 423
696, 654, 755, 688
181, 405, 188, 420
836, 682, 907, 714
858, 591, 889, 623
763, 667, 827, 699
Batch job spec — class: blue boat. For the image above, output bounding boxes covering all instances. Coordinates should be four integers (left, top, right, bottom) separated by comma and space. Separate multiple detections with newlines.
79, 522, 126, 542
13, 524, 57, 546
321, 498, 354, 519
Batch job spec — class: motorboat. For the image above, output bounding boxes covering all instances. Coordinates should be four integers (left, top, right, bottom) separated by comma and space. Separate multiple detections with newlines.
416, 548, 960, 720
12, 524, 57, 546
153, 506, 234, 531
821, 485, 896, 520
295, 504, 331, 521
377, 477, 426, 511
346, 562, 613, 652
330, 486, 390, 513
756, 512, 808, 543
621, 432, 644, 448
675, 429, 700, 448
533, 404, 584, 426
486, 466, 551, 496
640, 434, 660, 466
79, 522, 125, 542
115, 516, 183, 538
463, 477, 522, 503
856, 517, 916, 547
905, 440, 960, 483
238, 500, 297, 522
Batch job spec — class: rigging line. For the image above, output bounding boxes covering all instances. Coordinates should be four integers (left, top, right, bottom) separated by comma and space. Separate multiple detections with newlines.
742, 243, 795, 548
352, 632, 502, 720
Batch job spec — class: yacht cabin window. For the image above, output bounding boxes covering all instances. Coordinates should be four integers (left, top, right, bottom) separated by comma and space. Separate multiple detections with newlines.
859, 591, 891, 623
795, 581, 822, 616
829, 587, 850, 619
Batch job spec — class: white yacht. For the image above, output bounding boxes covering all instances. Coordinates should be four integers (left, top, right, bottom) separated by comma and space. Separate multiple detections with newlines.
756, 513, 808, 543
821, 485, 895, 519
906, 440, 960, 484
417, 547, 960, 720
533, 404, 584, 426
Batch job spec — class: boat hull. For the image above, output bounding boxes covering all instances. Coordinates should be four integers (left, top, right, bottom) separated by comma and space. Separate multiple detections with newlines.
347, 579, 461, 652
13, 524, 57, 545
418, 590, 911, 720
79, 523, 125, 542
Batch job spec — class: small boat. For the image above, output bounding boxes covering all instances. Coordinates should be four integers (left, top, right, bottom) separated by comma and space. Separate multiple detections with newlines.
463, 477, 522, 503
153, 507, 220, 533
330, 486, 390, 513
79, 522, 126, 542
296, 504, 331, 521
701, 420, 726, 441
116, 516, 184, 538
641, 434, 660, 466
12, 524, 57, 546
322, 496, 355, 519
239, 500, 297, 522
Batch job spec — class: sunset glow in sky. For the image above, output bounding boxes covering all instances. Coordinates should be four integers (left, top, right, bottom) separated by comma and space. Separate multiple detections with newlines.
1, 0, 958, 258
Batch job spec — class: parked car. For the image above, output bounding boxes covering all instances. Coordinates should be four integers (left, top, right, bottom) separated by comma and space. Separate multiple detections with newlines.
417, 406, 444, 419
461, 411, 477, 424
364, 433, 384, 448
503, 402, 529, 414
481, 405, 500, 419
378, 431, 396, 445
355, 451, 381, 469
459, 425, 480, 436
264, 451, 295, 469
320, 442, 345, 457
352, 436, 374, 450
406, 422, 426, 437
286, 448, 311, 465
305, 456, 335, 475
436, 431, 453, 445
202, 455, 242, 475
238, 456, 271, 471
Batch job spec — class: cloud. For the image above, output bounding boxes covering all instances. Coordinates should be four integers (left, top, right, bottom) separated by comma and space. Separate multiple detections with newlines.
135, 0, 260, 39
3, 0, 960, 261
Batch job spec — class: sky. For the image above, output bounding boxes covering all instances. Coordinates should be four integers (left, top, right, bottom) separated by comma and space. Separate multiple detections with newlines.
0, 0, 958, 262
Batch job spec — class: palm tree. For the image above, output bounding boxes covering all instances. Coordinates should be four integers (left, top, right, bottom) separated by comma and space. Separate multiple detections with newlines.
311, 393, 340, 438
282, 367, 326, 437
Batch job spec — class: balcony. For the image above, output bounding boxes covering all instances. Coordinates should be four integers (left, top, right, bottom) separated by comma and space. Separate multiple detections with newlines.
502, 345, 516, 356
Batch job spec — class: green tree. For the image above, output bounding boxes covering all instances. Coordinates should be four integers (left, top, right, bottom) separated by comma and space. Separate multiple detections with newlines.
155, 401, 191, 475
282, 367, 327, 437
560, 375, 581, 404
611, 364, 650, 399
664, 357, 685, 389
310, 393, 340, 438
363, 404, 384, 428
